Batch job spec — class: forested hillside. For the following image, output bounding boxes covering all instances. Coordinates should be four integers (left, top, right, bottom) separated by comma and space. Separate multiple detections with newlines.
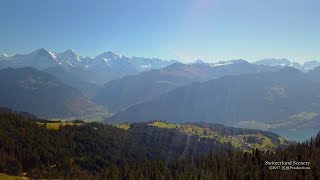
0, 113, 232, 178
0, 112, 319, 179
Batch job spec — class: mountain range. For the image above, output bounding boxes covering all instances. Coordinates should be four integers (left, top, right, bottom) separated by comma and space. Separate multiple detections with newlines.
0, 48, 178, 73
0, 49, 178, 97
94, 60, 279, 113
254, 58, 320, 71
2, 50, 319, 73
106, 67, 320, 140
1, 49, 320, 140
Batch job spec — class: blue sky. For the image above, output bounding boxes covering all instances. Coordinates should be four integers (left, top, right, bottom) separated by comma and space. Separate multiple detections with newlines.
0, 0, 319, 63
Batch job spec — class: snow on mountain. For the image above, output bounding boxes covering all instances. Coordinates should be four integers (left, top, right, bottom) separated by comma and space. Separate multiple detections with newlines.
94, 51, 130, 65
1, 53, 9, 58
254, 58, 320, 71
210, 61, 234, 67
301, 60, 320, 71
192, 59, 207, 64
290, 62, 302, 69
0, 48, 180, 87
48, 52, 57, 59
93, 51, 177, 72
253, 58, 302, 69
2, 49, 319, 75
95, 51, 122, 60
254, 58, 292, 66
210, 59, 248, 67
87, 51, 133, 74
0, 54, 10, 61
55, 49, 83, 67
139, 64, 152, 70
0, 48, 59, 70
0, 49, 178, 74
130, 57, 179, 71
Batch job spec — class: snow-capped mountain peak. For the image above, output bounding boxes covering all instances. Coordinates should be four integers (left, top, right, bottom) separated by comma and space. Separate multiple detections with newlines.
302, 60, 320, 71
210, 59, 248, 67
102, 58, 110, 63
0, 49, 179, 75
0, 53, 10, 60
96, 51, 123, 60
54, 49, 83, 67
48, 52, 57, 59
254, 58, 292, 66
210, 61, 233, 67
0, 48, 59, 70
303, 60, 319, 66
28, 48, 58, 61
58, 49, 81, 61
229, 59, 248, 63
1, 53, 9, 58
31, 48, 50, 55
62, 49, 79, 57
65, 49, 76, 54
193, 59, 207, 64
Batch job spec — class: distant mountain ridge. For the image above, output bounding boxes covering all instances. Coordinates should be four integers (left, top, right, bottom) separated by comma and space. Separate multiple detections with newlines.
0, 49, 179, 97
0, 67, 96, 118
1, 49, 319, 92
192, 58, 320, 72
253, 58, 320, 71
0, 48, 179, 74
1, 49, 320, 126
2, 49, 319, 75
0, 48, 59, 70
94, 60, 279, 113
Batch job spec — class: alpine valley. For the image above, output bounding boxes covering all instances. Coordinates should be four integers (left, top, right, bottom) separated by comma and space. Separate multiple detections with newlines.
1, 49, 320, 179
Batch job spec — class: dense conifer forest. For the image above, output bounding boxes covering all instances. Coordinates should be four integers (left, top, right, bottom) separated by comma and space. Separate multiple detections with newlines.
0, 112, 320, 179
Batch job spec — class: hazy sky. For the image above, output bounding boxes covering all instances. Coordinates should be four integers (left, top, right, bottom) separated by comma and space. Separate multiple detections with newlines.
0, 0, 319, 63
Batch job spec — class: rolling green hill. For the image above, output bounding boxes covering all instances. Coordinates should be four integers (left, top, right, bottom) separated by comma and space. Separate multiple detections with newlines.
116, 121, 288, 152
